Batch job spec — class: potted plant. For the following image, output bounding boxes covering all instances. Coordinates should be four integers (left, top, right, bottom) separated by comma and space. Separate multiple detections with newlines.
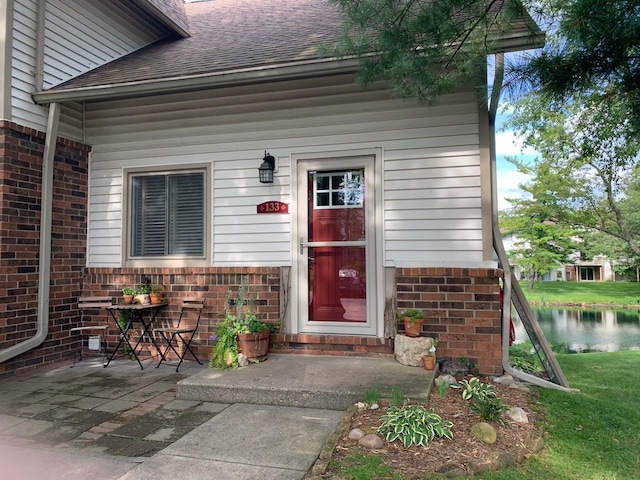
135, 284, 151, 305
209, 281, 273, 369
149, 284, 165, 305
422, 338, 438, 370
122, 287, 136, 305
400, 308, 424, 337
235, 312, 271, 362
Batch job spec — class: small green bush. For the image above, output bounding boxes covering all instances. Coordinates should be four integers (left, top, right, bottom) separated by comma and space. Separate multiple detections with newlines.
364, 389, 381, 406
389, 386, 406, 407
378, 404, 453, 447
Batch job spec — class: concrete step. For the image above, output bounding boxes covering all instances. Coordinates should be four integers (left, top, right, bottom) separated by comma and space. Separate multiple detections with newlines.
177, 354, 437, 410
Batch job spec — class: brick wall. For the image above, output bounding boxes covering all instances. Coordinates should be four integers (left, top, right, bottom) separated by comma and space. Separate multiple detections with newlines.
0, 121, 90, 377
396, 267, 504, 375
82, 267, 281, 362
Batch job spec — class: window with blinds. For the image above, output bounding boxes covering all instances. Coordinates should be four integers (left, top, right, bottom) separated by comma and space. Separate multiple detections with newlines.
131, 172, 205, 258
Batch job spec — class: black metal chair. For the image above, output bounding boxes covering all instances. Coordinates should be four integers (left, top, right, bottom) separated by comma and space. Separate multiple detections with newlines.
155, 297, 204, 371
70, 296, 113, 367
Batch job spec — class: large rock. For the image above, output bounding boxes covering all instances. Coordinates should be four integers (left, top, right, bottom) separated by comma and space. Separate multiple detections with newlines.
394, 335, 434, 366
471, 422, 497, 444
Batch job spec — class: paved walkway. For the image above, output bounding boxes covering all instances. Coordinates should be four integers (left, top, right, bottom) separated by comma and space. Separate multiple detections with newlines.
0, 354, 435, 479
0, 358, 344, 479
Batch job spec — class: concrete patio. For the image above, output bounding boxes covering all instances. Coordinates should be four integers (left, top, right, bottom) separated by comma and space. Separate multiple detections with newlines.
0, 354, 436, 479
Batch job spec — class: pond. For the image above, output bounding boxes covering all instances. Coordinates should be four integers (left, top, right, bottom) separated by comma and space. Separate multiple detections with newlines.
512, 307, 640, 353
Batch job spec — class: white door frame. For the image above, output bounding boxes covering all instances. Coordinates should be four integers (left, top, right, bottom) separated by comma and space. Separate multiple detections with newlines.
290, 149, 384, 336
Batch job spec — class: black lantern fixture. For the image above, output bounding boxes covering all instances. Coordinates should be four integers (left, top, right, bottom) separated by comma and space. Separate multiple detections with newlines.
259, 151, 275, 183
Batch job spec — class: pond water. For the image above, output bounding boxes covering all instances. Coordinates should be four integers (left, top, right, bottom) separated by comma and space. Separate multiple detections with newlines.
512, 307, 640, 353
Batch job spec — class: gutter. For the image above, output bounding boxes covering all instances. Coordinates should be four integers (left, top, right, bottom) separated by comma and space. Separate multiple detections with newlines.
32, 58, 362, 105
30, 29, 543, 106
0, 103, 59, 364
488, 54, 571, 391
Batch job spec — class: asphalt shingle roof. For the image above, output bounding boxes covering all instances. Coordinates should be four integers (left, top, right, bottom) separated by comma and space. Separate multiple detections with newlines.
53, 0, 344, 90
142, 0, 190, 36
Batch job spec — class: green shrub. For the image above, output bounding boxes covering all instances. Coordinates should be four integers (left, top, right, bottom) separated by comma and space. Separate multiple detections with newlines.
364, 389, 381, 406
378, 404, 453, 447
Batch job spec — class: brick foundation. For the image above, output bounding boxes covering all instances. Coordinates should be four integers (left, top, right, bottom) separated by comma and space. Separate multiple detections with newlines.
271, 334, 393, 357
0, 121, 90, 378
396, 267, 504, 375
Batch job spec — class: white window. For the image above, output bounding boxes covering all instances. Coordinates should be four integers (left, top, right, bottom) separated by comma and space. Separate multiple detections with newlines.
125, 167, 209, 267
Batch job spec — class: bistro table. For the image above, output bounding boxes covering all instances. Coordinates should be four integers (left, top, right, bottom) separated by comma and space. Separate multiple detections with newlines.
104, 303, 166, 370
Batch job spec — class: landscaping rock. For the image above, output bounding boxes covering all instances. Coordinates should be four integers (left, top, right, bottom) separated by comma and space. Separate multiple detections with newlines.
441, 359, 469, 375
370, 403, 379, 410
489, 451, 516, 469
526, 433, 545, 453
435, 374, 457, 386
468, 458, 496, 475
506, 406, 529, 423
394, 335, 434, 366
359, 434, 384, 449
237, 354, 249, 367
471, 422, 497, 444
348, 428, 365, 440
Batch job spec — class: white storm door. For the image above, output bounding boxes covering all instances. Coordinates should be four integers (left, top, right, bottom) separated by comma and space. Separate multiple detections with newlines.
297, 157, 377, 335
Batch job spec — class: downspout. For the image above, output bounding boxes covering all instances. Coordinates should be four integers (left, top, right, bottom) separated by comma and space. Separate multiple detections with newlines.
0, 102, 60, 364
488, 54, 570, 391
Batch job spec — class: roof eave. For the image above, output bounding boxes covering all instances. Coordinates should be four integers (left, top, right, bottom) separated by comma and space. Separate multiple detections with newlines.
31, 33, 544, 105
32, 58, 362, 104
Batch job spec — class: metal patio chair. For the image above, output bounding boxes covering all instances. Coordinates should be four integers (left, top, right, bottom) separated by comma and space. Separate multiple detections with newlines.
70, 296, 113, 367
155, 297, 204, 371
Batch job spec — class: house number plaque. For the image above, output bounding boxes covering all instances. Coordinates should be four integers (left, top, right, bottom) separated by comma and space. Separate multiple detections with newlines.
257, 201, 289, 214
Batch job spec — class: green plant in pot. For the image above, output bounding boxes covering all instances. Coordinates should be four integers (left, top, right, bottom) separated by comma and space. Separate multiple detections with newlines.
400, 308, 425, 337
149, 284, 165, 305
209, 281, 274, 369
122, 287, 136, 305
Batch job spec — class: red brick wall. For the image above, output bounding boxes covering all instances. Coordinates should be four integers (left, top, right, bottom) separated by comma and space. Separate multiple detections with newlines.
82, 267, 281, 362
396, 267, 504, 375
0, 121, 90, 377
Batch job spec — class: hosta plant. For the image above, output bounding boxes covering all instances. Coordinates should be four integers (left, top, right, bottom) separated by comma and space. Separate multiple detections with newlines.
459, 377, 498, 402
459, 377, 509, 426
378, 404, 453, 448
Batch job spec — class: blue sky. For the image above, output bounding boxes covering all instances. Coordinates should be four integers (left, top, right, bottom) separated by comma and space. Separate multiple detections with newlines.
494, 110, 536, 211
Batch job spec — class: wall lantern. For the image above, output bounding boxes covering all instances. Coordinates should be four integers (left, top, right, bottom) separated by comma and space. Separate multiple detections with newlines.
259, 151, 276, 184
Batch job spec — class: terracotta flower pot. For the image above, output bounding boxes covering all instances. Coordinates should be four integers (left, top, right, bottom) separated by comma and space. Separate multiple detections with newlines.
123, 294, 134, 305
404, 317, 424, 337
149, 293, 163, 305
237, 331, 271, 362
422, 355, 436, 370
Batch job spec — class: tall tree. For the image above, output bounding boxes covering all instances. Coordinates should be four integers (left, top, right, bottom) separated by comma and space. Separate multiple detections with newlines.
505, 91, 640, 257
500, 161, 578, 288
329, 0, 537, 102
516, 0, 640, 135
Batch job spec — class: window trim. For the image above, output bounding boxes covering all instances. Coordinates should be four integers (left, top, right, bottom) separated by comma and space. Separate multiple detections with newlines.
123, 164, 211, 268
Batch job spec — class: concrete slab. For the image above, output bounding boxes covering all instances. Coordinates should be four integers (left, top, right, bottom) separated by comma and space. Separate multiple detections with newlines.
0, 439, 141, 480
178, 354, 435, 409
162, 403, 343, 471
118, 454, 304, 480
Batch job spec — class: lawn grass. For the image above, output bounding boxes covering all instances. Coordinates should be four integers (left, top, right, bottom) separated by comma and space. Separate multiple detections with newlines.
520, 281, 640, 307
328, 351, 640, 480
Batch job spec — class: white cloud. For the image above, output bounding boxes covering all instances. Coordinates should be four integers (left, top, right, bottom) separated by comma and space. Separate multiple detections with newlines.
495, 130, 537, 156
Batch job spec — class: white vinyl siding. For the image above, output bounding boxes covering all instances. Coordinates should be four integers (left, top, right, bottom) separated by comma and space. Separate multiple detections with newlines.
11, 0, 48, 130
10, 0, 167, 133
81, 76, 486, 268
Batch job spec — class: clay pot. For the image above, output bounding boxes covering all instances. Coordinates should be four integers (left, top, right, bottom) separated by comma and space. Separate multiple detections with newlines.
237, 331, 270, 362
123, 294, 134, 305
404, 317, 424, 337
149, 293, 163, 305
422, 355, 436, 370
